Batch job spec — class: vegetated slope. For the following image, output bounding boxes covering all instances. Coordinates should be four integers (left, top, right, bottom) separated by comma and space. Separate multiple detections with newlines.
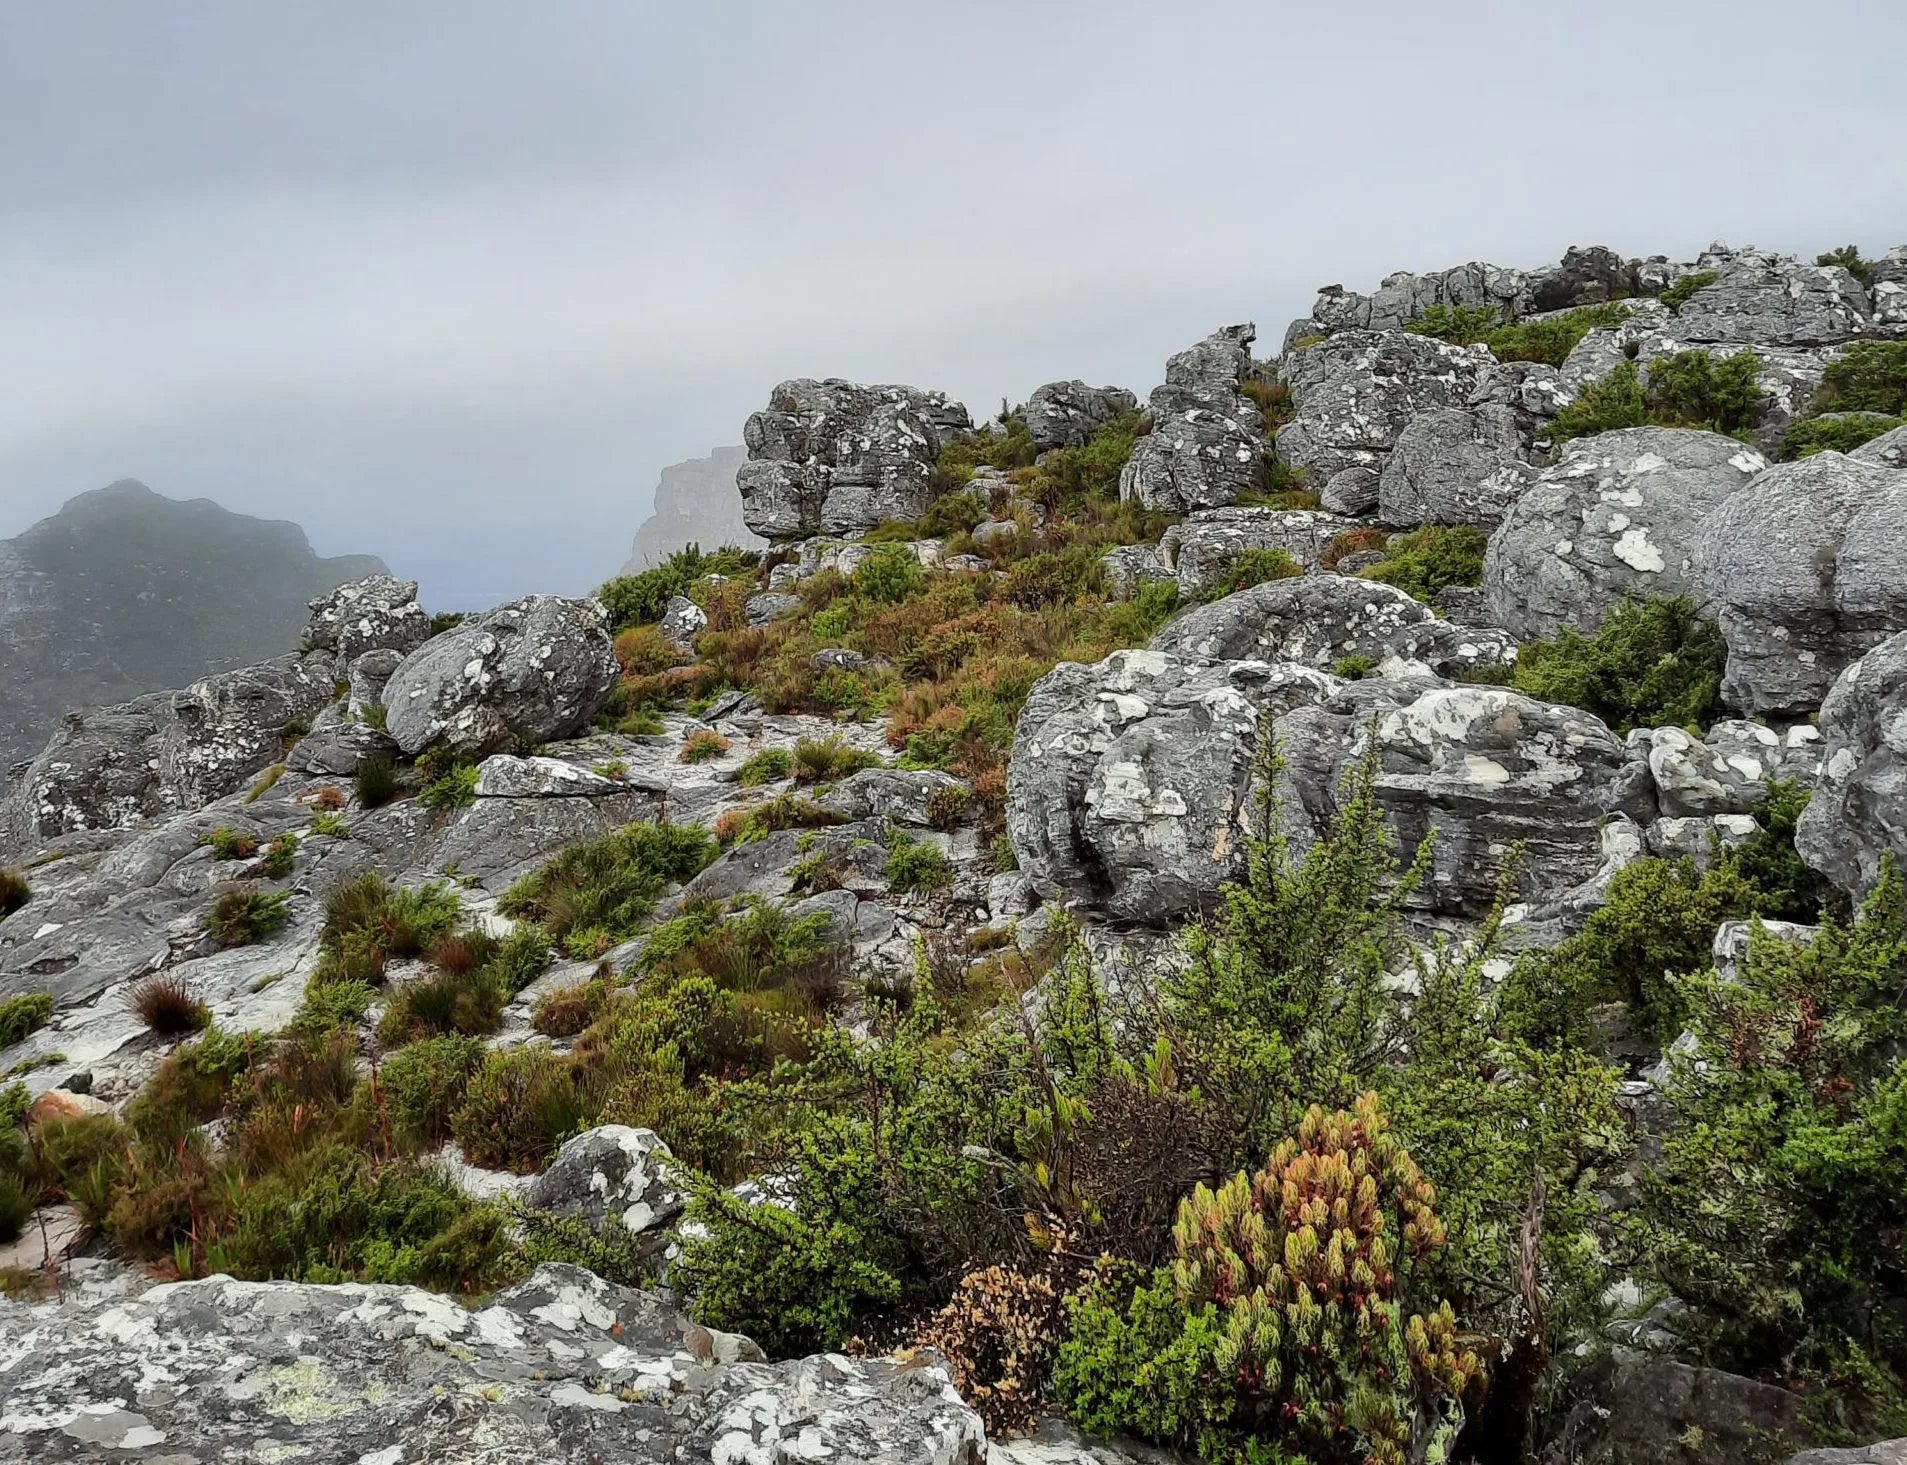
0, 479, 387, 780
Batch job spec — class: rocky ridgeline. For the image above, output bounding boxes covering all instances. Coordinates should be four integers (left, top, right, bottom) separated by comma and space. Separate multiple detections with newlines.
2, 237, 1907, 1464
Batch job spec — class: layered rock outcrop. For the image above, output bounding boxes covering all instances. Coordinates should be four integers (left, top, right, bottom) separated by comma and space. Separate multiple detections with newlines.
1118, 325, 1269, 512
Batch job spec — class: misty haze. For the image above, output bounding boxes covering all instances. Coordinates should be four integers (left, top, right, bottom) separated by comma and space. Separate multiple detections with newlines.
2, 6, 1906, 1464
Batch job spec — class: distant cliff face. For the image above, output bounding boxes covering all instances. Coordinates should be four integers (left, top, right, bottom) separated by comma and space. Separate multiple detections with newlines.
0, 480, 388, 780
618, 447, 762, 574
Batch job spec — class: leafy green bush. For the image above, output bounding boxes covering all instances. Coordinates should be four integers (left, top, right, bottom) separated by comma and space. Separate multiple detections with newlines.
380, 1034, 487, 1149
1511, 596, 1725, 733
376, 966, 508, 1047
450, 1044, 593, 1173
679, 729, 731, 764
1781, 413, 1903, 459
206, 887, 293, 948
598, 544, 759, 631
792, 737, 880, 784
355, 755, 400, 809
885, 834, 952, 895
0, 994, 52, 1048
310, 811, 349, 839
1545, 360, 1649, 441
1813, 341, 1907, 417
1547, 350, 1765, 446
1817, 245, 1879, 289
1636, 867, 1907, 1418
497, 822, 715, 953
1359, 525, 1487, 601
319, 873, 461, 978
0, 870, 28, 923
291, 978, 377, 1035
260, 833, 298, 878
126, 1027, 254, 1143
1403, 303, 1502, 343
857, 546, 927, 605
418, 762, 479, 811
1658, 269, 1719, 313
1204, 547, 1301, 601
1407, 301, 1629, 368
201, 827, 258, 861
737, 747, 793, 786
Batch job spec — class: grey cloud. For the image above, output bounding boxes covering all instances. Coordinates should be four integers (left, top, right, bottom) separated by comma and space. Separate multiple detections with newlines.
2, 0, 1904, 607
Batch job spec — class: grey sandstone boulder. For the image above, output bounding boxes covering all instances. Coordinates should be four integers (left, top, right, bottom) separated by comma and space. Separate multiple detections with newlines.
1301, 261, 1532, 337
1378, 404, 1540, 528
347, 646, 405, 715
1100, 543, 1173, 600
1276, 331, 1496, 486
818, 767, 965, 827
744, 590, 802, 627
1150, 574, 1517, 681
1025, 379, 1138, 451
1006, 650, 1338, 923
0, 1263, 984, 1464
738, 378, 972, 539
1785, 1442, 1907, 1465
1120, 325, 1268, 512
525, 1125, 684, 1238
659, 593, 708, 651
287, 717, 399, 778
766, 535, 944, 589
381, 595, 619, 758
1638, 720, 1822, 819
1158, 507, 1363, 598
1539, 1355, 1807, 1465
1672, 245, 1872, 347
1484, 427, 1767, 641
1273, 680, 1654, 916
301, 574, 432, 659
1853, 423, 1907, 470
474, 754, 626, 799
1696, 451, 1907, 715
1, 651, 341, 853
1795, 629, 1907, 899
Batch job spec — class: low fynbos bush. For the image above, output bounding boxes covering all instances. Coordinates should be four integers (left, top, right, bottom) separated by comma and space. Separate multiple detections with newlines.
856, 545, 927, 605
127, 974, 212, 1035
450, 1043, 594, 1173
1359, 525, 1487, 601
883, 834, 951, 895
1206, 547, 1301, 601
1547, 349, 1764, 445
736, 747, 793, 786
792, 736, 879, 785
417, 762, 479, 811
679, 728, 731, 764
713, 795, 846, 848
1812, 340, 1907, 417
380, 1034, 487, 1149
0, 993, 52, 1048
354, 755, 401, 809
260, 833, 299, 878
0, 869, 29, 923
206, 886, 293, 948
1511, 595, 1724, 733
498, 822, 714, 954
1781, 412, 1903, 459
1658, 268, 1719, 313
598, 544, 759, 632
201, 827, 259, 861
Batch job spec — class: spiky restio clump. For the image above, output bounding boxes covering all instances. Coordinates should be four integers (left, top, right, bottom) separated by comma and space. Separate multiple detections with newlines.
1171, 1093, 1480, 1465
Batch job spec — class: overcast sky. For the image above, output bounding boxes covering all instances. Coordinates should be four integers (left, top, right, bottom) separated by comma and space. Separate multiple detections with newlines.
2, 2, 1903, 608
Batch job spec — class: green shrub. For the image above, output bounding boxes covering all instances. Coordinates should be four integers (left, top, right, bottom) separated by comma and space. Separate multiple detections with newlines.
1658, 269, 1719, 313
260, 833, 298, 878
857, 546, 927, 605
497, 823, 715, 953
310, 811, 349, 839
884, 834, 951, 895
1359, 525, 1487, 600
1511, 595, 1725, 733
206, 887, 293, 948
791, 736, 880, 784
1647, 348, 1765, 435
126, 1027, 253, 1143
1636, 866, 1907, 1411
355, 756, 400, 809
1204, 547, 1301, 601
377, 968, 508, 1047
514, 1206, 655, 1289
1817, 245, 1879, 289
418, 762, 479, 811
1813, 341, 1907, 417
1481, 302, 1631, 367
450, 1044, 593, 1173
128, 974, 212, 1036
291, 978, 377, 1035
0, 994, 53, 1048
0, 870, 28, 923
714, 795, 846, 848
1781, 412, 1904, 459
926, 783, 972, 830
680, 728, 731, 764
319, 873, 461, 977
1546, 360, 1650, 441
1332, 654, 1376, 680
201, 827, 258, 861
380, 1035, 487, 1150
737, 747, 793, 786
1403, 303, 1502, 343
598, 544, 760, 631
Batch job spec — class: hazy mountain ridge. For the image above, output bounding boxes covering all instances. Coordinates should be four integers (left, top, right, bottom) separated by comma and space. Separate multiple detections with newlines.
0, 479, 387, 780
618, 446, 762, 575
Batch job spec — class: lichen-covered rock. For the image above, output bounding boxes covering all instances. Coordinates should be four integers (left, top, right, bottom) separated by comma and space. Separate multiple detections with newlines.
348, 647, 406, 716
0, 1263, 984, 1464
1539, 1355, 1807, 1465
1301, 260, 1533, 337
766, 535, 945, 589
1157, 507, 1363, 598
1273, 680, 1655, 916
658, 593, 708, 651
301, 574, 432, 659
1671, 245, 1872, 347
525, 1126, 684, 1238
1025, 379, 1138, 451
817, 767, 966, 827
1795, 629, 1907, 899
381, 595, 619, 758
744, 591, 802, 627
1853, 423, 1907, 470
1639, 720, 1821, 819
474, 755, 626, 799
738, 378, 972, 539
1784, 1440, 1907, 1465
1149, 574, 1517, 681
1378, 405, 1540, 528
1276, 331, 1496, 486
1, 652, 341, 853
286, 716, 400, 777
1696, 452, 1907, 715
1006, 650, 1338, 924
1484, 427, 1766, 641
1100, 543, 1172, 600
1119, 325, 1267, 512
